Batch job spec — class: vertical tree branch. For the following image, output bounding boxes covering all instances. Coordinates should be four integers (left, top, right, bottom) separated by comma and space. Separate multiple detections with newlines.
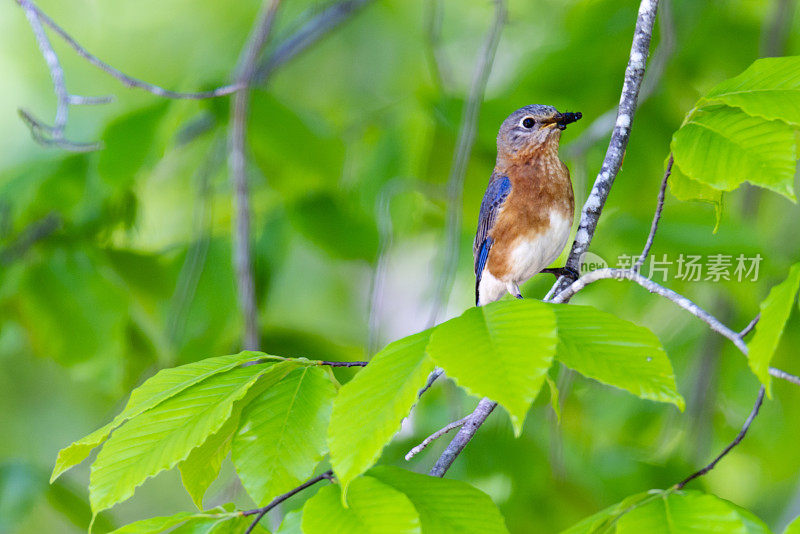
229, 0, 282, 350
427, 0, 507, 326
551, 0, 661, 297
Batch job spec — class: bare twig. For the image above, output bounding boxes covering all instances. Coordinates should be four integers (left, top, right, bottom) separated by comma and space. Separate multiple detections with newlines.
739, 314, 761, 338
634, 154, 673, 271
319, 360, 368, 367
16, 0, 246, 100
427, 0, 507, 326
0, 213, 61, 265
406, 416, 469, 461
429, 398, 496, 477
228, 0, 282, 351
241, 470, 333, 533
769, 367, 800, 387
676, 386, 765, 489
430, 0, 660, 479
418, 368, 445, 398
551, 0, 661, 297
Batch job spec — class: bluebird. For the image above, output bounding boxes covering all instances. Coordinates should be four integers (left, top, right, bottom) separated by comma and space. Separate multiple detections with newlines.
474, 105, 582, 306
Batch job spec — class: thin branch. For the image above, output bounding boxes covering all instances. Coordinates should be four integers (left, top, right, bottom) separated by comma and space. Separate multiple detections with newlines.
429, 398, 496, 477
739, 314, 761, 338
551, 0, 661, 297
405, 416, 469, 461
427, 0, 507, 326
319, 360, 368, 367
676, 386, 765, 489
252, 0, 375, 85
241, 470, 333, 533
228, 0, 282, 351
418, 368, 445, 398
17, 0, 246, 100
0, 212, 61, 265
634, 154, 673, 270
769, 367, 800, 387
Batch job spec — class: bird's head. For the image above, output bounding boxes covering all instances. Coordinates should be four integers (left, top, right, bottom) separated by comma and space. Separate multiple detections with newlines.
496, 104, 582, 162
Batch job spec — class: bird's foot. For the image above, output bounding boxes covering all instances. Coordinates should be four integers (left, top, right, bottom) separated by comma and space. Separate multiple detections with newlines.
541, 266, 580, 280
507, 282, 524, 300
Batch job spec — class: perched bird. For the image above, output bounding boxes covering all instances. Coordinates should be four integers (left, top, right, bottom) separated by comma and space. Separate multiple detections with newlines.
474, 105, 582, 306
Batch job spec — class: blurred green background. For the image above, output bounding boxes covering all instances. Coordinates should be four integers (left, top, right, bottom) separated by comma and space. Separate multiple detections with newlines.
1, 0, 800, 532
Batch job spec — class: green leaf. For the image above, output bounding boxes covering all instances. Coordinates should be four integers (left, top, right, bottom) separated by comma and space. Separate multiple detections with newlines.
52, 351, 272, 482
426, 300, 557, 435
544, 374, 561, 423
232, 366, 336, 506
668, 160, 723, 232
369, 466, 509, 534
704, 56, 800, 126
561, 490, 770, 533
547, 304, 684, 410
107, 509, 236, 533
98, 103, 169, 188
671, 105, 797, 201
179, 413, 240, 510
276, 510, 303, 534
328, 330, 434, 493
785, 515, 800, 534
301, 477, 421, 534
89, 361, 296, 515
747, 263, 800, 395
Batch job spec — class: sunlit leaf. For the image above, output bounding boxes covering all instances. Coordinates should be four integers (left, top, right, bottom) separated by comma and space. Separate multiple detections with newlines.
671, 105, 797, 201
301, 477, 420, 534
785, 515, 800, 534
52, 351, 273, 482
704, 56, 800, 126
561, 490, 770, 533
747, 263, 800, 396
328, 330, 434, 493
426, 300, 557, 435
106, 507, 244, 534
369, 466, 509, 534
668, 161, 723, 232
232, 366, 336, 506
89, 361, 296, 514
547, 304, 684, 410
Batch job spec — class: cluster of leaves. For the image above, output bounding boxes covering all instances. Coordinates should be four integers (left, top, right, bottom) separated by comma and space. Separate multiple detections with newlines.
670, 56, 800, 227
52, 298, 687, 531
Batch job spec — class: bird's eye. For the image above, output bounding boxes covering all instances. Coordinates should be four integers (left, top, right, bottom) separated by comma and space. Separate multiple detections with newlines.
521, 117, 535, 129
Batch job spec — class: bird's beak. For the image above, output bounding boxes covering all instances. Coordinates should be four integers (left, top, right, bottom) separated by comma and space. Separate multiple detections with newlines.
542, 112, 583, 130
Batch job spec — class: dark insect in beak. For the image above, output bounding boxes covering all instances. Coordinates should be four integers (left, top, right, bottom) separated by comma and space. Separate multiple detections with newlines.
554, 111, 582, 130
541, 112, 583, 130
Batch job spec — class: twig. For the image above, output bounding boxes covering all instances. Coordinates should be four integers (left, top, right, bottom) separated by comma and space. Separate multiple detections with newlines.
769, 367, 800, 387
676, 386, 765, 489
405, 416, 469, 461
427, 0, 507, 326
16, 0, 245, 100
228, 0, 282, 350
252, 0, 375, 85
551, 0, 661, 297
739, 314, 761, 338
418, 368, 445, 398
430, 0, 660, 479
318, 360, 368, 367
634, 154, 673, 270
429, 398, 496, 477
241, 470, 333, 533
0, 213, 61, 265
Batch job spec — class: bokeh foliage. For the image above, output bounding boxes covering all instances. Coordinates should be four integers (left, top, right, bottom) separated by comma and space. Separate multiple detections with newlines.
1, 0, 800, 532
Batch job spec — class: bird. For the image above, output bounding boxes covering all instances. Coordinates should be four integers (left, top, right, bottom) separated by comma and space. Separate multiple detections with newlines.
473, 104, 582, 306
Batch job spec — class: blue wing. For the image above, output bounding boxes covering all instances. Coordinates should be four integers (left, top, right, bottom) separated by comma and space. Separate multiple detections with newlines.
474, 175, 511, 304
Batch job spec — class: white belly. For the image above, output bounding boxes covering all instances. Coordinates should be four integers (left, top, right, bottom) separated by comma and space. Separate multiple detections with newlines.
508, 209, 572, 283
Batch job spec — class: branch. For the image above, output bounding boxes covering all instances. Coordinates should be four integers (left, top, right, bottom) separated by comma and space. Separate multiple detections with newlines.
634, 154, 672, 270
551, 0, 661, 297
0, 213, 61, 265
427, 0, 507, 326
429, 0, 661, 478
228, 0, 282, 351
16, 0, 245, 100
405, 416, 469, 461
241, 470, 333, 533
739, 314, 760, 338
319, 360, 368, 367
252, 0, 375, 85
676, 385, 765, 489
